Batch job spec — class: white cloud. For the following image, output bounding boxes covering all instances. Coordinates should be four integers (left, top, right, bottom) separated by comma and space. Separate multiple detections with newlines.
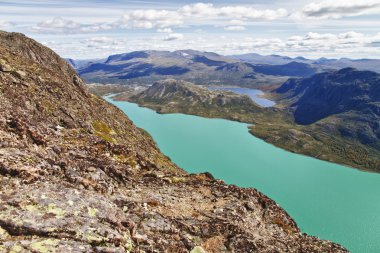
229, 19, 246, 25
0, 20, 12, 29
284, 32, 380, 55
31, 17, 80, 33
157, 28, 173, 33
13, 3, 379, 59
179, 3, 214, 17
117, 9, 183, 29
44, 30, 380, 59
82, 36, 125, 48
114, 3, 287, 31
25, 3, 289, 34
30, 17, 112, 34
295, 0, 380, 19
179, 3, 288, 20
163, 33, 184, 41
224, 25, 246, 31
216, 31, 380, 58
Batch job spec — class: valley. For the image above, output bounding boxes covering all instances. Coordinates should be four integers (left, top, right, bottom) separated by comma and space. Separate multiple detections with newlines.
92, 76, 380, 173
80, 49, 380, 172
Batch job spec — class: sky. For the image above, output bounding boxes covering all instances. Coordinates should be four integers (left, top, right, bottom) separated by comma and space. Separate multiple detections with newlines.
0, 0, 380, 59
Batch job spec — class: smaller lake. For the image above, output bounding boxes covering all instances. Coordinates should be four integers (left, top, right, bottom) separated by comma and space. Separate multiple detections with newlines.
208, 87, 276, 107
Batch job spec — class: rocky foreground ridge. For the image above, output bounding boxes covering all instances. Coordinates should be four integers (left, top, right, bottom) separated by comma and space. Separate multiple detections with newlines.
0, 31, 347, 252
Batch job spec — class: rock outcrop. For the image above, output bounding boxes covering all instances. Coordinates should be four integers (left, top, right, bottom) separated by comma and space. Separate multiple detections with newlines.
0, 31, 347, 252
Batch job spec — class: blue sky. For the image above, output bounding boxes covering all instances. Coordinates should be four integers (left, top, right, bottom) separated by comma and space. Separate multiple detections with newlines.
1, 0, 379, 59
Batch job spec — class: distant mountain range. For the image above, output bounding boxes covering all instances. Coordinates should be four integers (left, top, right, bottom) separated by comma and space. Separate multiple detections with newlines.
71, 50, 291, 87
69, 51, 380, 88
231, 53, 380, 73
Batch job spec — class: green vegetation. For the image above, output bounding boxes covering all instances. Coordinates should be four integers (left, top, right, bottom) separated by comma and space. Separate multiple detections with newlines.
92, 121, 116, 143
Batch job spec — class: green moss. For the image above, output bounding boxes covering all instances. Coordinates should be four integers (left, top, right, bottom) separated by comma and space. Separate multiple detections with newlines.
0, 226, 9, 236
112, 154, 138, 168
123, 233, 133, 252
92, 121, 114, 134
85, 233, 105, 244
171, 176, 186, 184
41, 99, 56, 116
92, 121, 116, 143
30, 239, 59, 253
25, 204, 39, 212
87, 207, 98, 217
47, 203, 65, 218
10, 245, 23, 253
190, 246, 206, 253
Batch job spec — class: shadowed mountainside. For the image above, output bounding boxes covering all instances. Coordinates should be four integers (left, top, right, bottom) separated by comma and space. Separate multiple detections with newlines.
277, 68, 380, 149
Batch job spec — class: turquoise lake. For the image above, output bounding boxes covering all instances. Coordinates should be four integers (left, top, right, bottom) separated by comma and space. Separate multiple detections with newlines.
208, 87, 276, 107
106, 97, 380, 253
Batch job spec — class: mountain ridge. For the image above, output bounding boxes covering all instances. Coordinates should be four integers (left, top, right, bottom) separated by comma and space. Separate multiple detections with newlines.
232, 53, 380, 72
74, 51, 307, 88
71, 51, 380, 86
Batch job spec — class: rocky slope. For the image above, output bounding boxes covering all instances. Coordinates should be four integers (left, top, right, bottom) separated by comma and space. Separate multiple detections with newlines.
0, 31, 347, 252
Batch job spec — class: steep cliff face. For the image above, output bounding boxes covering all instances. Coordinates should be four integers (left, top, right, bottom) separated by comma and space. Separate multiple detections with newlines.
0, 31, 347, 252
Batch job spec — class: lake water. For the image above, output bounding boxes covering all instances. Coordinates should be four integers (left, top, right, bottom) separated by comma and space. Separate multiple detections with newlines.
208, 87, 276, 107
106, 97, 380, 253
